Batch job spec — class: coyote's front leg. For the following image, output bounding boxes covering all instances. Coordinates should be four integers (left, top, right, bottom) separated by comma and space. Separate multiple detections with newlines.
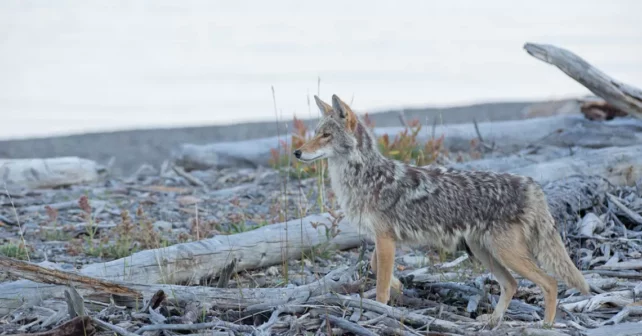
373, 235, 399, 303
370, 246, 403, 295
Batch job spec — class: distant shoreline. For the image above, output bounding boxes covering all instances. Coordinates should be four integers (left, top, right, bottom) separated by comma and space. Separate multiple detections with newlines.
0, 99, 577, 176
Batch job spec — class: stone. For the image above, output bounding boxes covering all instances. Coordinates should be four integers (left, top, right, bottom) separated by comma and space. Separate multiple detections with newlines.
153, 220, 172, 232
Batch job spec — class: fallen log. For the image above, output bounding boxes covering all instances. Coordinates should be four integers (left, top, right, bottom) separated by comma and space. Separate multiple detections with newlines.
454, 144, 642, 187
172, 114, 642, 170
524, 42, 642, 120
0, 255, 365, 316
0, 175, 610, 314
0, 157, 106, 189
80, 213, 361, 284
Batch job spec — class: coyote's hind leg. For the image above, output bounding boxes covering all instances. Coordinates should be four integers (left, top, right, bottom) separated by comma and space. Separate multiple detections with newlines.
493, 226, 559, 326
465, 239, 517, 328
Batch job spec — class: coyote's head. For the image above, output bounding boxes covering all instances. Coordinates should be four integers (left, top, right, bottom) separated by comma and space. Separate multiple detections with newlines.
293, 94, 361, 163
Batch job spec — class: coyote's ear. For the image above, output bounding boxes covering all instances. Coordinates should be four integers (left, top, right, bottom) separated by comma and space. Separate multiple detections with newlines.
331, 94, 357, 132
314, 95, 334, 116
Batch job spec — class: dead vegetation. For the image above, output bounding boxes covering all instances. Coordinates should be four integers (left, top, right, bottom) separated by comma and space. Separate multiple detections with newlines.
1, 43, 642, 336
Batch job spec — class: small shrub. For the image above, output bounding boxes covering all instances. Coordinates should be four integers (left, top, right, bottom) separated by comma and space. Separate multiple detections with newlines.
0, 241, 30, 260
377, 118, 447, 166
135, 206, 167, 250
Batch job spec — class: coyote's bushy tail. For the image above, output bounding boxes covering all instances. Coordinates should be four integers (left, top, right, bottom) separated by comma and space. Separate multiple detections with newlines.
534, 217, 590, 294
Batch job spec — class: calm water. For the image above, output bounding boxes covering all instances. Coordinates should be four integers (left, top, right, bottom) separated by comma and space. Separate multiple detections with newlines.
1, 0, 641, 140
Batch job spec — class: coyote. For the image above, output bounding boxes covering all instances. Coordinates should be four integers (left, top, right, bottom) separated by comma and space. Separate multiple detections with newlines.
293, 94, 590, 327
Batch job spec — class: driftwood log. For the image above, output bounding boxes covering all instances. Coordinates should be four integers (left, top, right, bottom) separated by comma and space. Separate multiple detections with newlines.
524, 42, 642, 120
0, 255, 367, 314
0, 174, 611, 315
172, 114, 642, 171
0, 157, 106, 189
454, 144, 642, 187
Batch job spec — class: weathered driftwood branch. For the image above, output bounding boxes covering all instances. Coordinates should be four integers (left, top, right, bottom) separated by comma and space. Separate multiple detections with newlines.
524, 42, 642, 120
78, 212, 361, 284
455, 144, 642, 187
0, 255, 141, 298
0, 157, 106, 189
312, 293, 467, 335
173, 114, 642, 170
0, 255, 365, 316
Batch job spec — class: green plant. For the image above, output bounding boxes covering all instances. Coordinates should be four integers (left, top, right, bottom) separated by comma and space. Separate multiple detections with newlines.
0, 241, 30, 260
377, 118, 447, 166
103, 210, 136, 259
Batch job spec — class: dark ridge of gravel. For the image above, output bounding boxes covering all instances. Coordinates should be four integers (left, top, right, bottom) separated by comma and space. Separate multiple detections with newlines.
0, 100, 540, 176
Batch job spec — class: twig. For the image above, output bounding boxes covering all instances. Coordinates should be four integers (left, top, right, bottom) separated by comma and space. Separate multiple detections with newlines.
257, 306, 285, 333
437, 254, 469, 269
140, 289, 166, 313
92, 317, 139, 336
215, 258, 237, 288
312, 293, 466, 335
172, 165, 207, 188
358, 312, 388, 326
320, 314, 378, 336
472, 117, 495, 152
381, 326, 423, 336
397, 110, 409, 128
583, 270, 642, 279
134, 318, 256, 334
602, 303, 642, 325
64, 286, 86, 318
595, 260, 642, 271
466, 294, 481, 314
607, 193, 642, 225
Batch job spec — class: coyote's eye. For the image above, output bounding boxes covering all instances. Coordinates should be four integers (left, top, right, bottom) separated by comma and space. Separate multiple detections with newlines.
322, 132, 331, 138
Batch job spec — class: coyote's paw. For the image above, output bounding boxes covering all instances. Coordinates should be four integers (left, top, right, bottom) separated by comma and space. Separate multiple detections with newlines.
537, 320, 554, 329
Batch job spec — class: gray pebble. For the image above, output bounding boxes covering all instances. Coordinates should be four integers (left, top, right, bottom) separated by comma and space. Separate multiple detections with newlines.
153, 220, 173, 232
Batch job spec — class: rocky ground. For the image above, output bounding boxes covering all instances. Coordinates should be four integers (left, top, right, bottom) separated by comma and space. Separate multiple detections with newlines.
1, 99, 642, 336
1, 150, 641, 335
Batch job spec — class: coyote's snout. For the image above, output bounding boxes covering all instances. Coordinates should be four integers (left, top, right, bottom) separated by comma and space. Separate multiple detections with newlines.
294, 94, 590, 328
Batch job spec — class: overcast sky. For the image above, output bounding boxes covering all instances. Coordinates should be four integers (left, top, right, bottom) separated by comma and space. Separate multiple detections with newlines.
1, 0, 641, 139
